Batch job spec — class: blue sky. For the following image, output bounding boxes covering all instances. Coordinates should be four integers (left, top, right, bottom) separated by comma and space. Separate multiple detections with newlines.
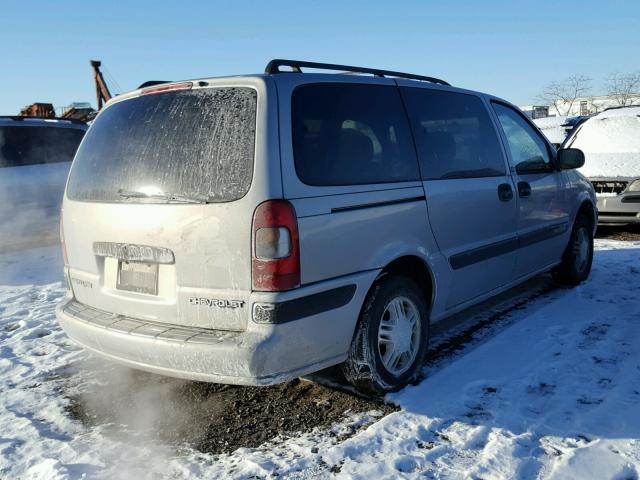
1, 1, 638, 114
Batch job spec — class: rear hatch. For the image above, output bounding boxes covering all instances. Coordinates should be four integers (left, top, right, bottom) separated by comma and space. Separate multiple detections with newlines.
62, 83, 261, 331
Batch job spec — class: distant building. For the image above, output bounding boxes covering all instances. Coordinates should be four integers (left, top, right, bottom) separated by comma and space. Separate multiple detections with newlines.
521, 93, 640, 119
520, 105, 550, 119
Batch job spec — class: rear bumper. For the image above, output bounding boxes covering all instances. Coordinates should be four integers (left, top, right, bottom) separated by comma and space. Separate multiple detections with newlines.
55, 269, 378, 385
596, 195, 640, 224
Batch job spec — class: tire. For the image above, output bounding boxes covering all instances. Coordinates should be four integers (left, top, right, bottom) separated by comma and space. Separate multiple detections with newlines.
552, 214, 594, 286
342, 275, 430, 396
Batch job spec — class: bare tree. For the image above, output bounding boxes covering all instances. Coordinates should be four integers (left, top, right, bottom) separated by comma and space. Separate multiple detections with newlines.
586, 95, 604, 115
536, 75, 592, 116
606, 72, 640, 106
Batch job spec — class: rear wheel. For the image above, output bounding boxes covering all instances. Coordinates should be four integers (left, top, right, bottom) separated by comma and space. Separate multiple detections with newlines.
552, 214, 594, 286
342, 275, 429, 395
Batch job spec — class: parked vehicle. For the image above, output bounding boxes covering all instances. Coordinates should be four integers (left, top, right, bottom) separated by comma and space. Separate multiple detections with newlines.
534, 115, 591, 149
0, 116, 87, 250
564, 106, 640, 225
56, 60, 596, 394
533, 116, 569, 148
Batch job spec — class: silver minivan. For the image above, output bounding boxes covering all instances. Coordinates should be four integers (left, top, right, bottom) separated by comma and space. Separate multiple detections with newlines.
56, 60, 596, 394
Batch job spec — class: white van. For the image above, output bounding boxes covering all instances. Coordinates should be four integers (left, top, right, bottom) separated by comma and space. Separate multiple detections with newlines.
0, 116, 87, 250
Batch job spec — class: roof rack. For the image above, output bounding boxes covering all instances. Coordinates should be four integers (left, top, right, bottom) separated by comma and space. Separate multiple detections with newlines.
265, 59, 450, 86
0, 115, 87, 125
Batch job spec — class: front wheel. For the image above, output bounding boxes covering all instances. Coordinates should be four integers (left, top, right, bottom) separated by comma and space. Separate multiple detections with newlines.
342, 275, 430, 396
552, 214, 594, 286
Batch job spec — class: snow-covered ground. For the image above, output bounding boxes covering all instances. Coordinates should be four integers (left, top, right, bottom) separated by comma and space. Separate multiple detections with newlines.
1, 240, 639, 479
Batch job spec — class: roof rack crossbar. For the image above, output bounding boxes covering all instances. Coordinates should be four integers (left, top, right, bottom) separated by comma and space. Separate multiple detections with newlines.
265, 59, 450, 86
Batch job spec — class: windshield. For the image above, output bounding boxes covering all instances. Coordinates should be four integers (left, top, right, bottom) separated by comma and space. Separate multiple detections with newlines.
0, 125, 85, 168
66, 87, 257, 203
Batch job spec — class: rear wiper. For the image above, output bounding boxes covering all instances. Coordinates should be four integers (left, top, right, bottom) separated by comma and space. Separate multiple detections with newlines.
117, 189, 210, 204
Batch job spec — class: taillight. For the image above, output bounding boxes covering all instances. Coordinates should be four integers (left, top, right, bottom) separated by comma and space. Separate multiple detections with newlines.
252, 200, 300, 291
60, 210, 68, 266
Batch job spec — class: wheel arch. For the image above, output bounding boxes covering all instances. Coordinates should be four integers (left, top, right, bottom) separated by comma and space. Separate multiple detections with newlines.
374, 255, 436, 315
575, 198, 597, 235
342, 255, 436, 394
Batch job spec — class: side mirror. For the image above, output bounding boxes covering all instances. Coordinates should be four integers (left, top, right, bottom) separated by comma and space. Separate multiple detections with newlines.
557, 148, 585, 170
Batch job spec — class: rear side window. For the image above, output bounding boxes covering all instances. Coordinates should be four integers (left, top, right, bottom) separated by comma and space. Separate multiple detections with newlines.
0, 126, 85, 168
401, 88, 506, 180
291, 84, 419, 186
67, 87, 257, 203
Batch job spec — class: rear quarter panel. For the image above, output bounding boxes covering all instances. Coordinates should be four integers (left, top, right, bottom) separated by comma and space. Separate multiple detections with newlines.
292, 188, 436, 284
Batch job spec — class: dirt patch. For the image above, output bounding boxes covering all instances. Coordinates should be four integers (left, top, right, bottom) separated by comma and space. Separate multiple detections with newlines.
64, 280, 557, 458
65, 368, 396, 455
64, 277, 561, 457
596, 224, 640, 241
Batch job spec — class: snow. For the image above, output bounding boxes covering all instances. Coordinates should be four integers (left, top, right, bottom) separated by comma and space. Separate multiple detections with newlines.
2, 241, 640, 479
533, 116, 569, 145
571, 107, 640, 178
594, 106, 640, 119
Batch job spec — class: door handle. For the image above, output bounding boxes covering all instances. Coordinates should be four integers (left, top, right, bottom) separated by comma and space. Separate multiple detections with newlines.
518, 181, 532, 198
497, 183, 513, 202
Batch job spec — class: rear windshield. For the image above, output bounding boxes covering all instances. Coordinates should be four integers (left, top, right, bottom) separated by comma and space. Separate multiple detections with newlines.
67, 87, 257, 203
0, 125, 85, 168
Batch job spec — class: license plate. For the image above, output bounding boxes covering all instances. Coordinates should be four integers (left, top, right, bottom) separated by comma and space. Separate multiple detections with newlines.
116, 261, 158, 295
